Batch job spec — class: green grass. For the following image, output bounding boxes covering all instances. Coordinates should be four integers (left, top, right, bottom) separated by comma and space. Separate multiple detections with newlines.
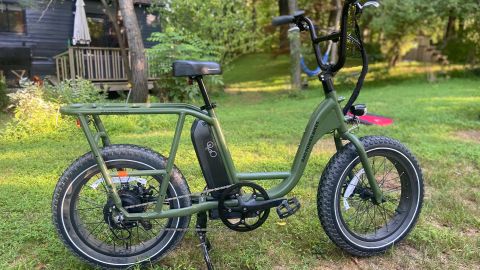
0, 111, 11, 128
0, 55, 479, 269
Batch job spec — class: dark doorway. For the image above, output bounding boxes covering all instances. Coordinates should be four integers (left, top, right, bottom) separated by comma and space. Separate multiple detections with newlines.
0, 47, 31, 87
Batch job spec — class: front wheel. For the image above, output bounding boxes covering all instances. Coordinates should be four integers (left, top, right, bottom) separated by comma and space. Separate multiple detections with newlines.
317, 136, 424, 256
52, 144, 191, 268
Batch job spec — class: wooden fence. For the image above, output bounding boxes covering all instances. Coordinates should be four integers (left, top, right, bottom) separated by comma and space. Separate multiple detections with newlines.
54, 47, 158, 82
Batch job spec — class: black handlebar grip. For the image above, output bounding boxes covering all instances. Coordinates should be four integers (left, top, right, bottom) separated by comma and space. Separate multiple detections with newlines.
272, 15, 295, 26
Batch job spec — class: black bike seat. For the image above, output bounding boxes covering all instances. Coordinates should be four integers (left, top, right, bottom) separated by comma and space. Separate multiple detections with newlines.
172, 60, 222, 77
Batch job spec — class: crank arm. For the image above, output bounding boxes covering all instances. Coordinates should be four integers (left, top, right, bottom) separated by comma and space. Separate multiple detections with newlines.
237, 198, 286, 211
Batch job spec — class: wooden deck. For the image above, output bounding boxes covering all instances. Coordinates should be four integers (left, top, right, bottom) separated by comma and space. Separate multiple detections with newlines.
54, 47, 158, 91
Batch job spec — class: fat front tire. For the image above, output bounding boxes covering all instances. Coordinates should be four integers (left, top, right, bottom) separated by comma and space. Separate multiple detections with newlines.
317, 136, 424, 256
52, 144, 191, 268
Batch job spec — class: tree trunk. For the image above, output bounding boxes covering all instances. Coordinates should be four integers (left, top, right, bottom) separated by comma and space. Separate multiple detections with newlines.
251, 0, 257, 31
288, 0, 301, 90
330, 0, 342, 64
119, 0, 148, 103
442, 14, 456, 49
388, 41, 401, 68
100, 0, 132, 83
278, 0, 289, 51
249, 0, 257, 53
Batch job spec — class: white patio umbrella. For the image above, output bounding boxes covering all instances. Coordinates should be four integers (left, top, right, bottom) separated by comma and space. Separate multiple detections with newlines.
72, 0, 91, 45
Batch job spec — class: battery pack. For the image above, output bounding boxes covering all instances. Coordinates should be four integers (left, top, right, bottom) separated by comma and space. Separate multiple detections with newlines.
191, 119, 231, 197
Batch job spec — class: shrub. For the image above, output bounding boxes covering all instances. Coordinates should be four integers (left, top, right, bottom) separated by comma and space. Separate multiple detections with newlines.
3, 84, 66, 139
148, 29, 224, 102
44, 78, 107, 104
153, 1, 260, 64
0, 75, 8, 110
443, 38, 478, 65
2, 78, 106, 140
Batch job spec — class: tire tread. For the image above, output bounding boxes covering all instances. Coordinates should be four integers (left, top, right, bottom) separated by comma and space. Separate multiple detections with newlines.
52, 144, 191, 269
317, 136, 424, 257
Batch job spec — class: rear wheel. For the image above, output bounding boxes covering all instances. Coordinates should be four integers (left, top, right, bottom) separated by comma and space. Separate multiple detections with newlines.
52, 145, 191, 268
317, 136, 423, 256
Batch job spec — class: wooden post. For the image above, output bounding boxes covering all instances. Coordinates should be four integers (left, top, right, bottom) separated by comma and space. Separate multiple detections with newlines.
56, 58, 61, 81
68, 47, 76, 80
288, 0, 301, 91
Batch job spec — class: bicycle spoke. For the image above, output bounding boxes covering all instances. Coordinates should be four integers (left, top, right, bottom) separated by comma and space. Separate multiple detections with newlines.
383, 186, 402, 193
86, 222, 104, 239
351, 199, 367, 229
76, 207, 103, 211
381, 171, 405, 188
339, 151, 413, 240
378, 162, 397, 187
69, 164, 181, 258
78, 196, 103, 207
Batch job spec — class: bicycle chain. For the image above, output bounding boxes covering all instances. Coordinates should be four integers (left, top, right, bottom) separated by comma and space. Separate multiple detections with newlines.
118, 184, 265, 233
124, 184, 235, 210
120, 184, 286, 233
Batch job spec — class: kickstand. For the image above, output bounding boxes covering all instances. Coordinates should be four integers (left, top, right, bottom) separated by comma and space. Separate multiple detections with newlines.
196, 212, 214, 270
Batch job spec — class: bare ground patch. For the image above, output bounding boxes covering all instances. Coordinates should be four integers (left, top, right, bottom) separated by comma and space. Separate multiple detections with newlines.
311, 243, 425, 270
454, 130, 480, 143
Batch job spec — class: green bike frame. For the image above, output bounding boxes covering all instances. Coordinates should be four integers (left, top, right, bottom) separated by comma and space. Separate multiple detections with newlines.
60, 75, 382, 221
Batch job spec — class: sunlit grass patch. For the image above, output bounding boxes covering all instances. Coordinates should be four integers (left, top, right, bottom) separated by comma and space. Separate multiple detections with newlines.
0, 55, 479, 269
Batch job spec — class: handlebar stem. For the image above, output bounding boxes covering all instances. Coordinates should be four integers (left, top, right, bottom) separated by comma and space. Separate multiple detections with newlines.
301, 1, 353, 74
302, 17, 329, 72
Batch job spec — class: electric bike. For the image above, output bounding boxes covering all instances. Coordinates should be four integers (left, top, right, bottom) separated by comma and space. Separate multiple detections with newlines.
52, 1, 424, 269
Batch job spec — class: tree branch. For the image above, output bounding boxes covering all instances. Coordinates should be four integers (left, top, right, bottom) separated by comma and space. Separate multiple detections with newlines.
38, 0, 55, 22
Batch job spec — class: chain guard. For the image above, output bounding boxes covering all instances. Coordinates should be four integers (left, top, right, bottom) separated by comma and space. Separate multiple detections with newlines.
218, 182, 270, 232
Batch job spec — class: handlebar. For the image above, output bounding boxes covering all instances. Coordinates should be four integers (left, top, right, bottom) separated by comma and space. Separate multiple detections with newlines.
271, 11, 305, 26
271, 15, 294, 26
272, 0, 379, 114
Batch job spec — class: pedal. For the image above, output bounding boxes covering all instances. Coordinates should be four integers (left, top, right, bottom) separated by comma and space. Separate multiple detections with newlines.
276, 197, 301, 219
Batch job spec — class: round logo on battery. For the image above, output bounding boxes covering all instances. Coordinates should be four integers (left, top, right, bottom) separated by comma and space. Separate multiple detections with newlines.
206, 141, 218, 158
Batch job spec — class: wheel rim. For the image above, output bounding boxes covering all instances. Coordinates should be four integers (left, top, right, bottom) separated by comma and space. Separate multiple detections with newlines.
335, 148, 420, 246
68, 161, 179, 257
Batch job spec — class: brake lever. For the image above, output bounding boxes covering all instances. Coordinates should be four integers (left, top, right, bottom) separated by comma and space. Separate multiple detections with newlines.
355, 1, 380, 17
356, 1, 380, 10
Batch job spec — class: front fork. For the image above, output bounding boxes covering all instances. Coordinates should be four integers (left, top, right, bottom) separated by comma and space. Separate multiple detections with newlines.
334, 131, 383, 204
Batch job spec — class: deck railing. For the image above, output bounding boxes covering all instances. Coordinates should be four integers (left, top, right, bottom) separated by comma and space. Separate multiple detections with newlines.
54, 47, 158, 82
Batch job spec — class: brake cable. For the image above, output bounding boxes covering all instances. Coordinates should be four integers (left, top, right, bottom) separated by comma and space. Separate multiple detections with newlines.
342, 14, 368, 115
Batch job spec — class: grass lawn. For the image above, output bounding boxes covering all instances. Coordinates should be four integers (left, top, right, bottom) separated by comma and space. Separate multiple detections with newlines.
0, 55, 479, 269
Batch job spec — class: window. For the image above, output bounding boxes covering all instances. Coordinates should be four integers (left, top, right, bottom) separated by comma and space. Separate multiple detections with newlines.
87, 16, 106, 46
0, 3, 25, 33
86, 13, 126, 47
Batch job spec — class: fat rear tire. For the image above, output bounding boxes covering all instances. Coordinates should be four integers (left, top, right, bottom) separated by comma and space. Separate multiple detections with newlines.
52, 144, 191, 268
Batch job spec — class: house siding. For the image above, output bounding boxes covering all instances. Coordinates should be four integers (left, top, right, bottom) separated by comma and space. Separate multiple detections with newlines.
0, 0, 160, 78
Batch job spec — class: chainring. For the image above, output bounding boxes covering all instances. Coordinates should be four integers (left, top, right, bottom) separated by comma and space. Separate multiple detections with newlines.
218, 182, 270, 232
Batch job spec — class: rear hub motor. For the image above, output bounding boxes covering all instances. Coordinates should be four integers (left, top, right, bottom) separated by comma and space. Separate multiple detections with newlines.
103, 189, 147, 230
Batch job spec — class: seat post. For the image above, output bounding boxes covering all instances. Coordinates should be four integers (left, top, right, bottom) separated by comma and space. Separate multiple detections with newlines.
193, 76, 215, 111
